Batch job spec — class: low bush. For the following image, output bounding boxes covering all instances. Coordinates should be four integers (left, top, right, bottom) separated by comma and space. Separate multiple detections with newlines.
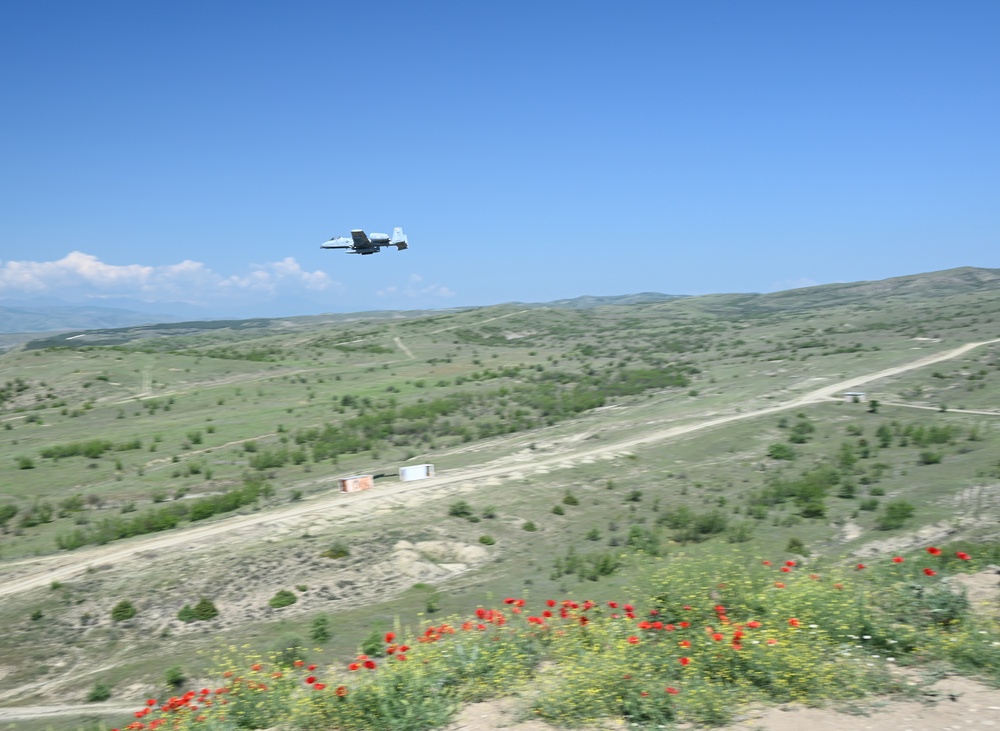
110, 546, 997, 731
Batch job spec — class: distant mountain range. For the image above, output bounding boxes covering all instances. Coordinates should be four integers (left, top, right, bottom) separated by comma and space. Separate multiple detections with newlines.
517, 292, 688, 309
5, 267, 999, 337
0, 304, 182, 334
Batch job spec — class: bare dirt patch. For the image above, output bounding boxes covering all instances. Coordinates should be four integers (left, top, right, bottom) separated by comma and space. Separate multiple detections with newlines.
442, 676, 1000, 731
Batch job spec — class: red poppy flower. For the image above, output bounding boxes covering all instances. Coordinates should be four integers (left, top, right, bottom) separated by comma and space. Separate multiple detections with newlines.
627, 635, 639, 645
809, 574, 820, 580
780, 566, 791, 573
503, 597, 515, 604
398, 645, 409, 652
679, 640, 691, 648
834, 583, 844, 590
664, 623, 675, 631
856, 563, 866, 570
348, 663, 360, 671
923, 568, 936, 576
250, 663, 262, 672
774, 582, 786, 589
624, 603, 634, 612
335, 686, 348, 697
546, 599, 556, 607
788, 618, 800, 627
679, 657, 690, 666
683, 605, 692, 610
305, 676, 316, 684
892, 556, 904, 563
384, 632, 395, 643
762, 560, 772, 566
711, 633, 723, 641
956, 551, 971, 561
294, 660, 304, 667
665, 687, 679, 695
640, 691, 649, 697
747, 620, 761, 629
714, 605, 725, 613
396, 654, 407, 661
313, 683, 326, 690
608, 601, 618, 608
785, 560, 796, 567
927, 546, 942, 556
766, 638, 778, 645
146, 700, 156, 706
542, 610, 552, 618
363, 660, 377, 669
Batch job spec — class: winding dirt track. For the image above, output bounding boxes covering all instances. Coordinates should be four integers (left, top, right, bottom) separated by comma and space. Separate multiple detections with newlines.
1, 338, 996, 602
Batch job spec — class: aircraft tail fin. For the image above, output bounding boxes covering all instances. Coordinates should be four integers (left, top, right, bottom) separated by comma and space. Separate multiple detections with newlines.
391, 227, 409, 250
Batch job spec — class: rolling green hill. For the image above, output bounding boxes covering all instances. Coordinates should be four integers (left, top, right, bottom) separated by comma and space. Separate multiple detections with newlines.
0, 267, 999, 729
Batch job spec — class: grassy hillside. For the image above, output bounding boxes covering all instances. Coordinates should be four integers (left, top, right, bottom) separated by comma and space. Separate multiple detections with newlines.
0, 268, 998, 729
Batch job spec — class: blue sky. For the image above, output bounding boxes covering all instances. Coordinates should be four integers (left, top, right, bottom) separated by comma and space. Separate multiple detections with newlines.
1, 1, 998, 318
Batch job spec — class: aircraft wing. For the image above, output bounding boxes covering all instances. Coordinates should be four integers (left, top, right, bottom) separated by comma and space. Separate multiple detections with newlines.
351, 230, 371, 246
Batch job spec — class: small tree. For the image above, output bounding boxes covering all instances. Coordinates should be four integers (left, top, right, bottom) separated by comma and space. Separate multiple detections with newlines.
448, 500, 473, 518
110, 600, 137, 622
522, 520, 538, 532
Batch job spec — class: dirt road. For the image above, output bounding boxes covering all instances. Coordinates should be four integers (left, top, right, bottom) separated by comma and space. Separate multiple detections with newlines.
2, 337, 996, 601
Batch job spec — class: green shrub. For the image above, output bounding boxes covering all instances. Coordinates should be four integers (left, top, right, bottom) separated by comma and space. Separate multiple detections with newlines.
361, 629, 386, 657
194, 597, 219, 620
768, 443, 796, 460
269, 590, 298, 609
86, 682, 112, 702
552, 504, 565, 515
478, 535, 495, 545
110, 600, 137, 622
562, 492, 579, 506
876, 499, 915, 530
321, 541, 350, 559
448, 500, 473, 518
310, 615, 331, 643
522, 521, 538, 532
164, 666, 185, 689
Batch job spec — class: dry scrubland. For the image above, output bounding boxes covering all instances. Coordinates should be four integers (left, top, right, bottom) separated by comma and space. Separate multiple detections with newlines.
0, 267, 999, 730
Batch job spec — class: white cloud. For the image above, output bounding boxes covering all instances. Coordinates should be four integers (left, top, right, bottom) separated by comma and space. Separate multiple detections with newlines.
0, 251, 340, 305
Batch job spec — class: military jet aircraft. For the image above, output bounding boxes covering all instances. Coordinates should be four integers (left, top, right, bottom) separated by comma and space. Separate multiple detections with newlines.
321, 228, 409, 255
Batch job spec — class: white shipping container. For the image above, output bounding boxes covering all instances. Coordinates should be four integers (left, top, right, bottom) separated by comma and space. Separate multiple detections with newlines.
399, 464, 435, 482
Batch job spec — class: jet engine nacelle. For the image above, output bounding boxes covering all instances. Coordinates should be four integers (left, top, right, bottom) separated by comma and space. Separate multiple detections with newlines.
370, 233, 391, 243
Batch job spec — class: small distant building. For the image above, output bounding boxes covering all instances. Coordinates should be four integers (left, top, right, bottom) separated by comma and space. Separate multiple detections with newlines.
339, 474, 374, 493
399, 464, 435, 482
842, 391, 867, 403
